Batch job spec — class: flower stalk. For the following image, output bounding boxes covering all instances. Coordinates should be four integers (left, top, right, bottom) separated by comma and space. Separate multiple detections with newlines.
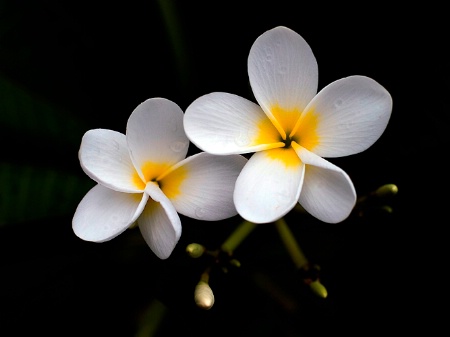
221, 220, 257, 253
275, 218, 307, 269
275, 217, 327, 298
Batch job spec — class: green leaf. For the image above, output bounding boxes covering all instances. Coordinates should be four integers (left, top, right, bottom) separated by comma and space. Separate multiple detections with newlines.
0, 162, 94, 227
0, 75, 92, 226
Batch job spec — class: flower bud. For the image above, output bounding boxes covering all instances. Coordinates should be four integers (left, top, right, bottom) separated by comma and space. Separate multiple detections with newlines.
309, 280, 328, 299
186, 243, 205, 258
194, 281, 215, 310
374, 184, 398, 198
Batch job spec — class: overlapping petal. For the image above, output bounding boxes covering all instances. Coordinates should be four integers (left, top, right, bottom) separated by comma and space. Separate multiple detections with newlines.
127, 98, 189, 181
248, 26, 318, 135
79, 129, 142, 193
234, 149, 304, 223
184, 92, 283, 155
182, 26, 391, 226
161, 152, 248, 220
72, 184, 148, 242
293, 144, 356, 223
298, 75, 392, 157
139, 182, 182, 259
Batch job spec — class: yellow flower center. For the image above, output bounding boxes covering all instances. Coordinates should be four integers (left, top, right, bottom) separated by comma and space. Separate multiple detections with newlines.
291, 107, 320, 151
271, 104, 301, 136
159, 166, 188, 199
131, 161, 188, 199
253, 104, 320, 167
265, 147, 301, 168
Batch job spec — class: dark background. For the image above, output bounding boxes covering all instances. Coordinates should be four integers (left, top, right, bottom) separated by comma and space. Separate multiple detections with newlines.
0, 1, 446, 336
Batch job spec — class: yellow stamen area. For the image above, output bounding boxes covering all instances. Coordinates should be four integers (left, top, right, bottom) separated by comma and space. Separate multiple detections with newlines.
270, 104, 302, 136
159, 165, 188, 199
265, 147, 301, 169
252, 116, 282, 146
132, 161, 172, 190
132, 172, 146, 190
291, 108, 320, 151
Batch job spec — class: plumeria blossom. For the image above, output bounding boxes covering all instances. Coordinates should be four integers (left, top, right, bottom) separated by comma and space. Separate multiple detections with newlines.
184, 26, 392, 224
73, 98, 247, 259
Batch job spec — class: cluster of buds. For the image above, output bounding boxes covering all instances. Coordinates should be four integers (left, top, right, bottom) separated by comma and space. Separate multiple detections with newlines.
185, 183, 397, 309
186, 242, 242, 310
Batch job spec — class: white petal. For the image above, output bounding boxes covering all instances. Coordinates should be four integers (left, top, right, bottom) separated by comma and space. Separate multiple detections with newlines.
127, 98, 189, 180
79, 129, 143, 193
234, 148, 304, 223
293, 144, 356, 223
184, 92, 283, 155
138, 182, 182, 259
72, 184, 147, 242
298, 75, 392, 157
161, 152, 248, 220
248, 26, 318, 134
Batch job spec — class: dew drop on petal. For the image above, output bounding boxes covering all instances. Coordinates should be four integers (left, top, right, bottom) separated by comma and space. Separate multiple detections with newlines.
170, 141, 187, 152
264, 47, 273, 62
334, 99, 344, 108
234, 131, 251, 147
337, 120, 355, 132
337, 123, 349, 131
275, 190, 291, 209
195, 207, 206, 219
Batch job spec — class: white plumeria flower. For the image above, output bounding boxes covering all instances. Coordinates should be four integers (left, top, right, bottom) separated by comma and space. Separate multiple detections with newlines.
184, 26, 392, 224
73, 98, 247, 259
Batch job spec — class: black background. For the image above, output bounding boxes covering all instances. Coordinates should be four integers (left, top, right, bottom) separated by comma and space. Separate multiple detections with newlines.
0, 1, 447, 336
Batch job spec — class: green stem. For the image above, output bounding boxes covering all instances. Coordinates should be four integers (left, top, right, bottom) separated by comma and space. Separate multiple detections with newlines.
221, 220, 257, 253
275, 218, 308, 269
275, 218, 328, 298
200, 267, 211, 283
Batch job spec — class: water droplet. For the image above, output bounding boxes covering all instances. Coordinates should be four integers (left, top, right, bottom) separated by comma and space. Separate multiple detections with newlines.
275, 190, 291, 208
334, 99, 344, 108
170, 141, 187, 152
234, 131, 251, 147
195, 207, 206, 219
264, 47, 273, 62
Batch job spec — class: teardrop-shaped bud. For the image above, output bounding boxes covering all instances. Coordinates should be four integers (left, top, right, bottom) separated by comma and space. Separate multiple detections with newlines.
374, 184, 398, 198
194, 281, 215, 310
309, 280, 328, 298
